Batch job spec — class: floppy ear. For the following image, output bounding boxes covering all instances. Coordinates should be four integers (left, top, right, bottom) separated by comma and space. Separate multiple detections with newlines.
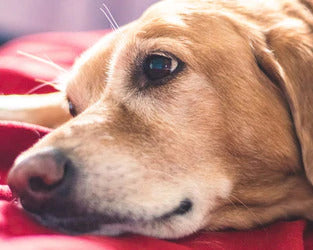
252, 19, 313, 184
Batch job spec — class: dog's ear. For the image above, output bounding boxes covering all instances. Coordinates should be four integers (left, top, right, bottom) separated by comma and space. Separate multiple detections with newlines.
252, 20, 313, 184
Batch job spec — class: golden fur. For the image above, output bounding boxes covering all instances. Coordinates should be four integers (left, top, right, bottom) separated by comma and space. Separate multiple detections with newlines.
2, 0, 313, 239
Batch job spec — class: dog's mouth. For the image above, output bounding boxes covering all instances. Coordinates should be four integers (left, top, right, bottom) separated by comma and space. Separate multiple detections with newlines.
27, 199, 193, 234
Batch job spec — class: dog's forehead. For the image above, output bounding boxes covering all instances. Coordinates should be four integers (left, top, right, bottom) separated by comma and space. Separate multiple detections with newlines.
65, 1, 248, 113
139, 1, 189, 27
135, 4, 242, 47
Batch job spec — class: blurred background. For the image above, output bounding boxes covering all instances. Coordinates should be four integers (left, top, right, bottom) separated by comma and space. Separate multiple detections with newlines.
0, 0, 159, 45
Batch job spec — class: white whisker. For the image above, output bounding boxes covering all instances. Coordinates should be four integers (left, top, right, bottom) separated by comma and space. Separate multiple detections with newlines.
100, 7, 117, 31
230, 194, 262, 226
26, 79, 61, 94
43, 54, 62, 68
102, 3, 119, 29
17, 50, 67, 73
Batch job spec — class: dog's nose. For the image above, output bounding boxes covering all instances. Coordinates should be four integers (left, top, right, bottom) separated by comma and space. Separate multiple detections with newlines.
7, 148, 70, 212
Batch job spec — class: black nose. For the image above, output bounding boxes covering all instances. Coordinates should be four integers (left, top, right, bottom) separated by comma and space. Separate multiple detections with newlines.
7, 148, 71, 213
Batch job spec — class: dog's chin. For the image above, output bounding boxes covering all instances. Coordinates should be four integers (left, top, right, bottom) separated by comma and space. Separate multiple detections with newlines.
31, 213, 104, 234
25, 198, 193, 237
32, 215, 155, 236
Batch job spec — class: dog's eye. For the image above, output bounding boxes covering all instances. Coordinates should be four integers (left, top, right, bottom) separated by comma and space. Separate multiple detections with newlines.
67, 99, 77, 117
143, 54, 179, 81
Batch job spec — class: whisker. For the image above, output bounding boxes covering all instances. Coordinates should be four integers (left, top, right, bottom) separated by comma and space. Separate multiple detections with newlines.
230, 194, 262, 226
148, 169, 176, 181
17, 50, 67, 73
102, 3, 119, 29
226, 197, 239, 210
43, 54, 63, 68
26, 79, 60, 94
35, 78, 58, 87
99, 7, 117, 31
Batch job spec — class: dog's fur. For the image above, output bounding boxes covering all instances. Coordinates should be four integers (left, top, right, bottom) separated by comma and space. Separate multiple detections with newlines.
1, 0, 313, 239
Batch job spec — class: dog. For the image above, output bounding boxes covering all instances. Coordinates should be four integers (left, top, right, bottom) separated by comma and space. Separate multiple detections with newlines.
1, 0, 313, 239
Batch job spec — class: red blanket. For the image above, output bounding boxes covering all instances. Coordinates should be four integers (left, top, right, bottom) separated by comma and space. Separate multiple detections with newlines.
1, 31, 313, 250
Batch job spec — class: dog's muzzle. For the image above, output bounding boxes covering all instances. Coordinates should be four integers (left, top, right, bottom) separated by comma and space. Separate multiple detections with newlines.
7, 147, 193, 234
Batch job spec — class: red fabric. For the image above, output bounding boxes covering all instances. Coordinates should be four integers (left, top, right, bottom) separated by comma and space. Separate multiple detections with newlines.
0, 31, 312, 250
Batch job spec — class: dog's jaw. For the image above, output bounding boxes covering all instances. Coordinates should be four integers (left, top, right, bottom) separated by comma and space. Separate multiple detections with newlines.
20, 161, 232, 239
93, 178, 231, 239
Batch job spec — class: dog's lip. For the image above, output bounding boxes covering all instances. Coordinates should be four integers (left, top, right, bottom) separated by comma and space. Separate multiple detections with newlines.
31, 213, 113, 234
27, 198, 193, 234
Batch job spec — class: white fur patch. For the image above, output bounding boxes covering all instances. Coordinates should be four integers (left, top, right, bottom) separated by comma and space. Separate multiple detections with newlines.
163, 15, 186, 27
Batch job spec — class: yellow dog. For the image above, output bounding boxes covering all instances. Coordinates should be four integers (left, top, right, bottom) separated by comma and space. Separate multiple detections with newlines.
1, 0, 313, 239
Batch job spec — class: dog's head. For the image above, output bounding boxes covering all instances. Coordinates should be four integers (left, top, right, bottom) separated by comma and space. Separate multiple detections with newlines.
7, 0, 313, 239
